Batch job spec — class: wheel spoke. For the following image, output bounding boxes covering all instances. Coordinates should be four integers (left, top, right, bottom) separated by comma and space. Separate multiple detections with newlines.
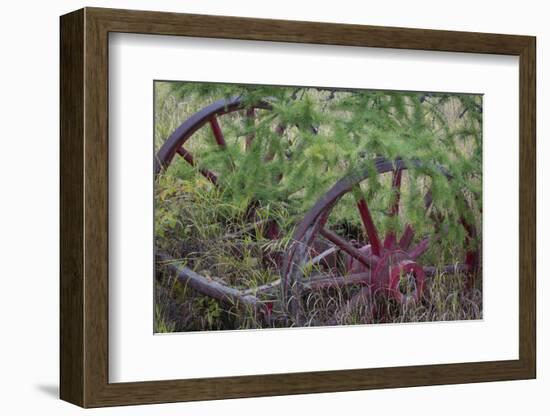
209, 116, 227, 148
244, 107, 255, 151
383, 168, 403, 249
320, 228, 377, 268
209, 116, 237, 170
383, 232, 396, 249
399, 224, 415, 249
460, 215, 479, 275
408, 236, 430, 259
356, 197, 382, 256
389, 168, 403, 216
424, 189, 433, 209
176, 147, 218, 184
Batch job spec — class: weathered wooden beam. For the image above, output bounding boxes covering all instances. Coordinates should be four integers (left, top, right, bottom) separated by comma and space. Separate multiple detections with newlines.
157, 253, 261, 310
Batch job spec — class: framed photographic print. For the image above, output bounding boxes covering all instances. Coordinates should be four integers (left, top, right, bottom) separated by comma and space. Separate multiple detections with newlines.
60, 7, 536, 408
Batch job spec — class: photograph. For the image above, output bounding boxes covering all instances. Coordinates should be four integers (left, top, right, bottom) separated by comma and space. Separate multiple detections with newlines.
50, 3, 540, 409
153, 81, 483, 332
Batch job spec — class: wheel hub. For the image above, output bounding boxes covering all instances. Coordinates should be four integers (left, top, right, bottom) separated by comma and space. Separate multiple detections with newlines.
347, 242, 426, 304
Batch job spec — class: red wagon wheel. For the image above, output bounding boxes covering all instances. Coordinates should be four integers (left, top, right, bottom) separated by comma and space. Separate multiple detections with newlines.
281, 157, 480, 325
155, 96, 274, 181
155, 95, 292, 249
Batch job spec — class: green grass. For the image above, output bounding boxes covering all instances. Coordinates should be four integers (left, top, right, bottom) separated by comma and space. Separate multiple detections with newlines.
153, 82, 482, 333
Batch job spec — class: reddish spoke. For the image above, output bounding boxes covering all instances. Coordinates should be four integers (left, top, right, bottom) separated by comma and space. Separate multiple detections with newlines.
176, 147, 218, 184
424, 190, 433, 209
382, 168, 403, 249
356, 198, 382, 256
460, 215, 476, 238
460, 216, 479, 276
383, 233, 396, 250
209, 116, 226, 148
408, 236, 430, 259
465, 251, 477, 271
320, 228, 377, 269
262, 123, 286, 184
399, 224, 415, 249
389, 168, 403, 216
244, 108, 255, 151
265, 221, 280, 240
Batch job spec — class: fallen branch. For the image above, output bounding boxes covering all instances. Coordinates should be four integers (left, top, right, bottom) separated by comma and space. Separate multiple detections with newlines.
243, 271, 371, 296
157, 253, 262, 310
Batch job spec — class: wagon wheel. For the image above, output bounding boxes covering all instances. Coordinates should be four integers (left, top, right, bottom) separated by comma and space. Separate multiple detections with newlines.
281, 157, 480, 325
154, 96, 291, 324
155, 96, 288, 239
154, 96, 274, 180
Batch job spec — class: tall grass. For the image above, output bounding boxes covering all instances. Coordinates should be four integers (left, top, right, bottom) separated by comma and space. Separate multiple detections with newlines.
154, 82, 482, 333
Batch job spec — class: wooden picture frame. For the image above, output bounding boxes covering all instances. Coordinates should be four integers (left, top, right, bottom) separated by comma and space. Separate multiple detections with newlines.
60, 7, 536, 408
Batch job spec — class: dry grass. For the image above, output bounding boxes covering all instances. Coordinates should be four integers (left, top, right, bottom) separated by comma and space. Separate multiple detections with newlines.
154, 83, 482, 333
154, 169, 482, 332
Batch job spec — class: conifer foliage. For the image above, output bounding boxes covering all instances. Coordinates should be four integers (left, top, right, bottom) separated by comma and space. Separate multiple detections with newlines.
154, 81, 482, 332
